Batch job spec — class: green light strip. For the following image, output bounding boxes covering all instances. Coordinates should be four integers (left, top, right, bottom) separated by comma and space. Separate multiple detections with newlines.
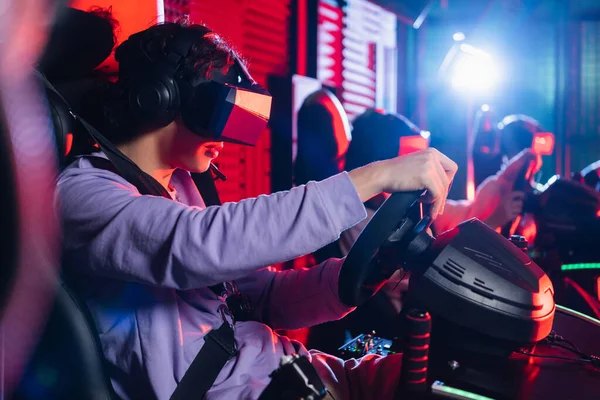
432, 381, 495, 400
556, 304, 600, 326
561, 263, 600, 271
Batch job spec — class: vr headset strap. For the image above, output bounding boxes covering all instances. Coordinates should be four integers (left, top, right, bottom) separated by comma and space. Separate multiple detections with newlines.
78, 118, 173, 197
191, 171, 222, 207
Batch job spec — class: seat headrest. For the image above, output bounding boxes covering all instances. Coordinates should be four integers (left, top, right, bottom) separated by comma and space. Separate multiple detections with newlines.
44, 80, 76, 168
38, 7, 116, 82
42, 75, 102, 169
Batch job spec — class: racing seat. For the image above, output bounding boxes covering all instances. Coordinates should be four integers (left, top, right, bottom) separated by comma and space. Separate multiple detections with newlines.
294, 89, 351, 263
18, 70, 230, 400
15, 279, 117, 400
13, 11, 120, 396
14, 75, 117, 400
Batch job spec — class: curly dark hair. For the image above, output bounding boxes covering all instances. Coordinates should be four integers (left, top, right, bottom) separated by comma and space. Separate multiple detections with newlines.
82, 17, 239, 145
87, 6, 120, 46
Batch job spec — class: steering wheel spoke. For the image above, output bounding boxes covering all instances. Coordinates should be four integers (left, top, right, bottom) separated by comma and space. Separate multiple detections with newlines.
339, 191, 426, 307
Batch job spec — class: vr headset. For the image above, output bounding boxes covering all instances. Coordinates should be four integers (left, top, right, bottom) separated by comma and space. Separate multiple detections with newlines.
116, 25, 272, 146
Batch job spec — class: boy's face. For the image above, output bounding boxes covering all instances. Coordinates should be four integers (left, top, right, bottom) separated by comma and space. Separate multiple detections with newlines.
169, 118, 224, 173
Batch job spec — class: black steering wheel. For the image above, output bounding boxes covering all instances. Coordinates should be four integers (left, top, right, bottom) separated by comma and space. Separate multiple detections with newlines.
339, 191, 432, 307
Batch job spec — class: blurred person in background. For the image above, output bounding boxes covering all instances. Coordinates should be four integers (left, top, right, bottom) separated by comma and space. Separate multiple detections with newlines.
479, 113, 546, 240
472, 111, 545, 189
472, 105, 502, 188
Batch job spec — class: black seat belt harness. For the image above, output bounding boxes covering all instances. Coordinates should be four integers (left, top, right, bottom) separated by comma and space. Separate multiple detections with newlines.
39, 75, 239, 400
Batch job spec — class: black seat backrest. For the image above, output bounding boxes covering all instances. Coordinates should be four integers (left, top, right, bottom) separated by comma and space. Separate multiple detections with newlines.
14, 75, 116, 400
15, 280, 116, 400
14, 8, 122, 398
0, 110, 19, 314
294, 89, 350, 262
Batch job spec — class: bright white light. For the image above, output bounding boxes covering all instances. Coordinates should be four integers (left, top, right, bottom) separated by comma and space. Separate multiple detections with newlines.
481, 104, 490, 112
420, 130, 431, 139
451, 47, 500, 94
453, 32, 465, 42
459, 44, 489, 58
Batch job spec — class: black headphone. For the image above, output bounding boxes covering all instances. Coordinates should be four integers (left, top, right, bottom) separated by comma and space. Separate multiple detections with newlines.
116, 25, 258, 137
115, 24, 270, 148
114, 25, 209, 131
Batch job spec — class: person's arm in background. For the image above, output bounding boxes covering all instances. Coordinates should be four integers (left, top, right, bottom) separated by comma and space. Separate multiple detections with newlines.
433, 150, 538, 234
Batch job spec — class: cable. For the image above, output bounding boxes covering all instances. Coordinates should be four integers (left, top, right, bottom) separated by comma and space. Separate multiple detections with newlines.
544, 331, 584, 355
549, 342, 587, 358
527, 330, 600, 368
392, 271, 408, 291
557, 338, 583, 354
516, 350, 592, 364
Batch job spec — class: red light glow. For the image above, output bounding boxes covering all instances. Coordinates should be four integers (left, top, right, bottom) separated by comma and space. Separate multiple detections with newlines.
522, 218, 537, 244
399, 136, 429, 156
532, 132, 554, 156
64, 133, 73, 156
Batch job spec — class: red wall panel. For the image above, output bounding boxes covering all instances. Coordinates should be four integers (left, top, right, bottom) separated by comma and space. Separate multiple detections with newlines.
166, 0, 291, 202
316, 0, 398, 121
316, 2, 344, 88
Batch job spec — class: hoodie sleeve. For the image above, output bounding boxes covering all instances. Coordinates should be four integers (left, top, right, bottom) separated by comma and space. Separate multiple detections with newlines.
57, 160, 366, 289
235, 258, 354, 330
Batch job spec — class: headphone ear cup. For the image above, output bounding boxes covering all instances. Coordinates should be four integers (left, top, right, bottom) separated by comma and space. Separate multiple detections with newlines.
128, 75, 179, 130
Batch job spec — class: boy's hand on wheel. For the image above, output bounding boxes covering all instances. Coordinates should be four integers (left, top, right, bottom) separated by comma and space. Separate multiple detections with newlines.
349, 148, 458, 219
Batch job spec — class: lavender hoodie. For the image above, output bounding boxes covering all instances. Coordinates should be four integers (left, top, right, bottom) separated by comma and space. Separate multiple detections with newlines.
57, 154, 367, 399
